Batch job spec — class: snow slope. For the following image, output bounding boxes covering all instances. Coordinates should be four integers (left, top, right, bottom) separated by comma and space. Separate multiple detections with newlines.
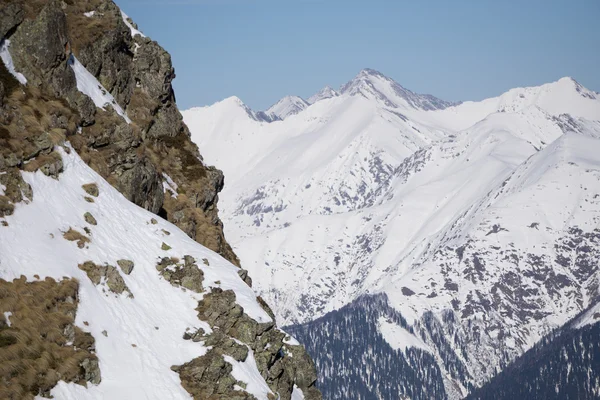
265, 95, 310, 120
0, 146, 274, 399
184, 70, 600, 396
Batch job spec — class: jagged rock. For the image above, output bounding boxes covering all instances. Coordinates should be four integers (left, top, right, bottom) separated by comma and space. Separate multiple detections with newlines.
174, 347, 255, 400
237, 269, 253, 287
77, 2, 133, 107
10, 0, 73, 95
117, 158, 164, 214
0, 3, 24, 39
117, 259, 134, 275
192, 289, 321, 400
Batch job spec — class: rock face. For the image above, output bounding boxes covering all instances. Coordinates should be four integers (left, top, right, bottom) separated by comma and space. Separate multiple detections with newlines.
2, 0, 237, 265
0, 1, 321, 398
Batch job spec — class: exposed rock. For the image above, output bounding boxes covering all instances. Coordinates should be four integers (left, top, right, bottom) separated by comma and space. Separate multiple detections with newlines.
84, 212, 97, 225
9, 0, 85, 113
82, 183, 99, 197
117, 259, 134, 275
180, 288, 321, 400
156, 255, 204, 293
117, 157, 164, 214
78, 261, 133, 297
0, 3, 24, 38
81, 357, 102, 385
237, 269, 253, 287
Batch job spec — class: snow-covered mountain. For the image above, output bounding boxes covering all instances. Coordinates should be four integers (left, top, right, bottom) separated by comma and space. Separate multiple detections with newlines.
307, 86, 339, 104
265, 95, 310, 120
183, 69, 600, 398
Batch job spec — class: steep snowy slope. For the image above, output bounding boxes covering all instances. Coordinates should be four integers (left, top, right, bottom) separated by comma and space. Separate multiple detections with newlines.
1, 146, 271, 399
184, 70, 600, 398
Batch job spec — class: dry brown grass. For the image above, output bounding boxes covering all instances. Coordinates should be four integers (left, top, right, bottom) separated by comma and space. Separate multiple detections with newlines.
127, 88, 157, 130
0, 83, 77, 171
21, 151, 61, 173
62, 228, 90, 249
0, 277, 99, 399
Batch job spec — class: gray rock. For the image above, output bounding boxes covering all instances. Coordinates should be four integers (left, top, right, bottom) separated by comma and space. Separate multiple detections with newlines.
117, 259, 134, 275
237, 269, 253, 288
84, 212, 97, 226
81, 357, 102, 385
10, 0, 74, 95
0, 3, 24, 39
118, 158, 164, 214
77, 2, 133, 108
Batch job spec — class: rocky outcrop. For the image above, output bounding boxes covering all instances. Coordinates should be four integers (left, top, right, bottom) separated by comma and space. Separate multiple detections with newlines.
0, 1, 321, 398
1, 0, 237, 264
176, 288, 321, 400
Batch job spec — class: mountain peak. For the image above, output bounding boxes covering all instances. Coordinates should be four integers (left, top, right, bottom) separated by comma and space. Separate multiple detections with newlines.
308, 85, 339, 104
340, 68, 455, 111
265, 95, 309, 120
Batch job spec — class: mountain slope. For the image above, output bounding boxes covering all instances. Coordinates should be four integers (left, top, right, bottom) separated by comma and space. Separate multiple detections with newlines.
184, 70, 600, 398
265, 95, 310, 120
466, 301, 600, 400
0, 1, 320, 398
307, 86, 339, 104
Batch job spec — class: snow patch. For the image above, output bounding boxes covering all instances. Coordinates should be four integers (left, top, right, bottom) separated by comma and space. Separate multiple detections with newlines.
377, 317, 430, 355
3, 311, 12, 327
224, 349, 273, 399
69, 55, 131, 123
0, 39, 27, 85
574, 302, 600, 329
162, 173, 179, 198
120, 10, 146, 38
291, 384, 305, 400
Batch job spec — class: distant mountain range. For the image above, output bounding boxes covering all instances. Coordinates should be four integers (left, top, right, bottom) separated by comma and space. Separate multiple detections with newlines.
183, 68, 600, 399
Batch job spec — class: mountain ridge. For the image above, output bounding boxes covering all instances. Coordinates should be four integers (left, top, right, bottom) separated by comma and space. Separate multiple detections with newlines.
184, 69, 600, 399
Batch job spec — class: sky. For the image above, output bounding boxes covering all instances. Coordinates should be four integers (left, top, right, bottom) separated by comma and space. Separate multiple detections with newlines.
117, 0, 600, 111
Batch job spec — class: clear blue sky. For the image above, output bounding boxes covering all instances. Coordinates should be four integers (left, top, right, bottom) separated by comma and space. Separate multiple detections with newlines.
117, 0, 600, 111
